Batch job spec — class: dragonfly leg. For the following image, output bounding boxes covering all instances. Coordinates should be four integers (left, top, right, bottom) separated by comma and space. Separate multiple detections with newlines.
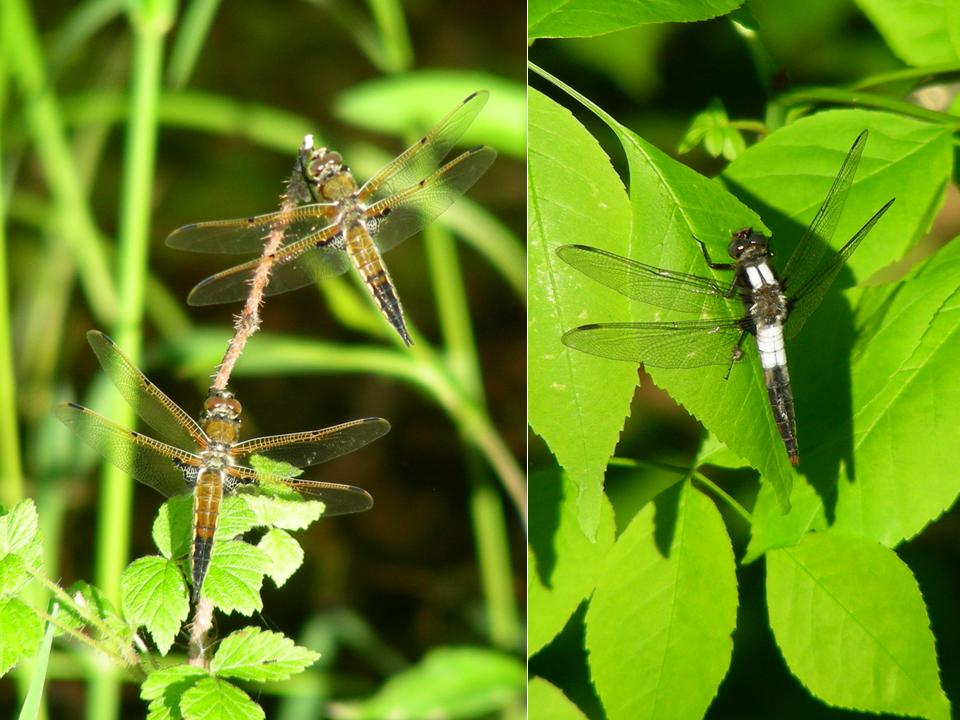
723, 331, 748, 380
694, 236, 736, 271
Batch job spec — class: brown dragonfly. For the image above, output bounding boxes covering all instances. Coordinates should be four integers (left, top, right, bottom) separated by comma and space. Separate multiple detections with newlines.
55, 331, 389, 602
166, 90, 497, 346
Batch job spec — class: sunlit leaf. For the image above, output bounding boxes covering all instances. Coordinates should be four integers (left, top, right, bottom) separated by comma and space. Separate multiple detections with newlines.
211, 627, 318, 682
202, 540, 270, 615
257, 529, 303, 587
767, 531, 949, 719
529, 0, 744, 38
586, 481, 738, 719
179, 677, 263, 720
120, 556, 189, 655
0, 598, 43, 677
528, 677, 589, 720
853, 0, 960, 65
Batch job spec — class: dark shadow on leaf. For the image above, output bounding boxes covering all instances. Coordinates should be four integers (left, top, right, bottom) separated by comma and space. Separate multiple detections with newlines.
652, 481, 682, 557
529, 468, 564, 589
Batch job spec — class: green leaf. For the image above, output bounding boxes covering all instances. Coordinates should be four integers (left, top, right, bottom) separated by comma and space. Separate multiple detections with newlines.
330, 647, 524, 719
528, 677, 588, 720
202, 540, 270, 615
585, 481, 738, 720
211, 627, 318, 682
527, 87, 636, 539
214, 495, 259, 538
120, 556, 189, 655
537, 76, 800, 511
249, 454, 302, 479
153, 496, 194, 561
19, 602, 57, 720
142, 664, 206, 704
767, 531, 949, 720
179, 677, 263, 720
529, 0, 744, 38
0, 598, 43, 676
256, 529, 303, 587
853, 0, 960, 65
0, 500, 43, 585
0, 554, 25, 598
528, 469, 616, 656
335, 70, 526, 159
59, 581, 130, 641
241, 493, 324, 530
678, 99, 745, 161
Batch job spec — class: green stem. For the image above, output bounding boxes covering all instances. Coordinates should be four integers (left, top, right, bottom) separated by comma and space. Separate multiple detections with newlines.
775, 86, 960, 127
91, 4, 170, 718
368, 0, 412, 73
691, 471, 753, 525
425, 226, 519, 650
0, 49, 23, 508
2, 0, 117, 322
166, 0, 221, 88
850, 62, 960, 90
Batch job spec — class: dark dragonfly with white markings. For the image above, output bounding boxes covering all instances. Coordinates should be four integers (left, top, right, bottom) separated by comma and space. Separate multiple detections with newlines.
557, 130, 894, 466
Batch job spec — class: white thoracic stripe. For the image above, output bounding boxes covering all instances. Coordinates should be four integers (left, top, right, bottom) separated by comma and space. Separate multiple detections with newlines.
756, 324, 787, 369
757, 261, 776, 284
745, 265, 763, 289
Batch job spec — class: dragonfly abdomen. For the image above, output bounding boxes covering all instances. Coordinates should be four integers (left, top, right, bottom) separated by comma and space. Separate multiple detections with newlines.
763, 362, 799, 467
191, 468, 224, 601
345, 223, 410, 345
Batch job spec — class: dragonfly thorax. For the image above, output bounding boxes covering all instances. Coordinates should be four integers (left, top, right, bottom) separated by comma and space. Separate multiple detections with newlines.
728, 228, 771, 262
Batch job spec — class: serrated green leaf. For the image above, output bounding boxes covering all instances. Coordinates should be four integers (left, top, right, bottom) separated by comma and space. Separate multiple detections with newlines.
529, 677, 588, 720
249, 454, 302, 479
59, 581, 130, 640
153, 496, 194, 561
121, 557, 189, 655
180, 677, 263, 720
331, 647, 524, 720
528, 469, 615, 656
202, 540, 270, 615
527, 87, 636, 539
853, 0, 960, 65
767, 531, 949, 720
334, 70, 525, 159
0, 554, 26, 598
0, 500, 43, 578
214, 495, 259, 538
586, 481, 738, 720
529, 0, 744, 38
211, 627, 318, 682
142, 664, 207, 701
0, 597, 43, 676
257, 529, 303, 587
241, 494, 323, 530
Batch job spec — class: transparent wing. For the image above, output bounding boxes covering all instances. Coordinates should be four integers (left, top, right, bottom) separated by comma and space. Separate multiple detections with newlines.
358, 90, 489, 204
366, 145, 496, 254
562, 319, 745, 368
556, 244, 734, 316
231, 468, 375, 517
55, 402, 197, 498
165, 204, 339, 254
781, 131, 867, 293
87, 331, 206, 450
786, 198, 894, 338
186, 222, 347, 305
231, 417, 390, 468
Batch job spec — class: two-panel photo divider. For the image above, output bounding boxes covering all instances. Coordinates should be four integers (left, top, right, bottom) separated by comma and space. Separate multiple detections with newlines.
2, 2, 960, 719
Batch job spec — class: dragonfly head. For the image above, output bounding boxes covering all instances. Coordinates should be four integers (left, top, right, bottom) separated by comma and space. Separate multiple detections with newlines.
202, 389, 242, 423
728, 228, 770, 261
303, 147, 355, 200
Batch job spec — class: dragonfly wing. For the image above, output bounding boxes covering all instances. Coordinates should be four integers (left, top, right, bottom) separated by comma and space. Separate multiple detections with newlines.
786, 198, 894, 338
166, 205, 339, 254
55, 402, 197, 498
87, 331, 206, 450
562, 319, 745, 368
556, 244, 733, 316
357, 90, 489, 204
232, 417, 390, 469
781, 131, 867, 292
365, 146, 496, 255
186, 223, 348, 305
234, 470, 375, 517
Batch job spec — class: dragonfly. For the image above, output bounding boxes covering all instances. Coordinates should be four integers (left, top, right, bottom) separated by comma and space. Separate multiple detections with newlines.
166, 90, 497, 346
557, 130, 894, 466
55, 330, 390, 602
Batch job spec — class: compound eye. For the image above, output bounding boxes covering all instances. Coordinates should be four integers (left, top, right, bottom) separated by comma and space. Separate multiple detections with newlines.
223, 397, 242, 416
322, 151, 342, 166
